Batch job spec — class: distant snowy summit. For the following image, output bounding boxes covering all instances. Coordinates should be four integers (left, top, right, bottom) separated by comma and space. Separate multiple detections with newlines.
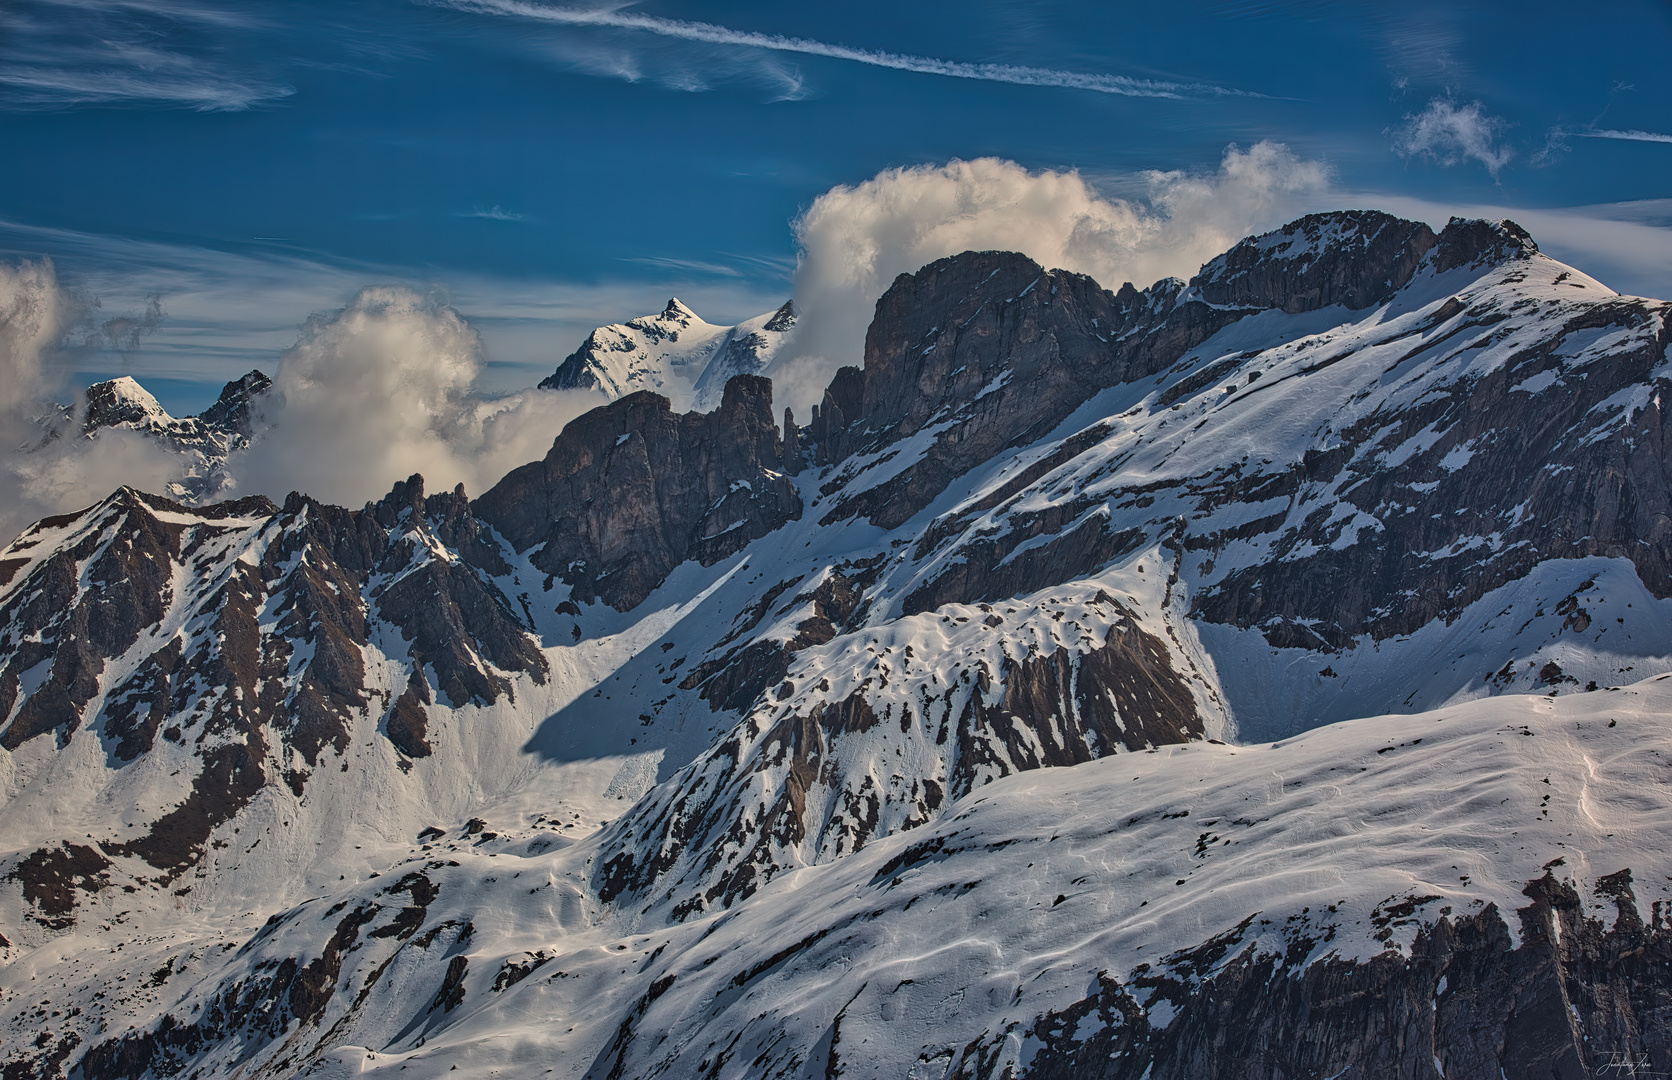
77, 368, 270, 501
540, 296, 796, 410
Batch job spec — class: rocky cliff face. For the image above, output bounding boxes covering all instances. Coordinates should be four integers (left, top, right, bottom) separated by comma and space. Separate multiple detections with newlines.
2, 211, 1672, 1079
475, 374, 801, 611
1190, 209, 1438, 313
805, 210, 1448, 532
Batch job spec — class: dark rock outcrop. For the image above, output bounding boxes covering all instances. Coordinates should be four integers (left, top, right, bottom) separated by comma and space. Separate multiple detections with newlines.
476, 374, 801, 611
1190, 209, 1438, 313
194, 369, 273, 438
806, 253, 1235, 529
1021, 870, 1672, 1080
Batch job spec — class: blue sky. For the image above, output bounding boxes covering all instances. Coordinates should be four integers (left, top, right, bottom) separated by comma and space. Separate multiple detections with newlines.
3, 0, 1671, 413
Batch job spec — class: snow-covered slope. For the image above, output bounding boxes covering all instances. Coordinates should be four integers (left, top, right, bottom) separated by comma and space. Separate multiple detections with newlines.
61, 677, 1672, 1079
2, 211, 1672, 1078
539, 297, 796, 411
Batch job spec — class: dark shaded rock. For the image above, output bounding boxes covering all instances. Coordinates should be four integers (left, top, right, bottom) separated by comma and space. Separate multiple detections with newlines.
807, 253, 1240, 529
1431, 216, 1539, 273
99, 638, 185, 762
194, 369, 272, 437
1191, 210, 1438, 314
1019, 870, 1672, 1080
385, 675, 432, 759
476, 375, 802, 611
5, 844, 110, 929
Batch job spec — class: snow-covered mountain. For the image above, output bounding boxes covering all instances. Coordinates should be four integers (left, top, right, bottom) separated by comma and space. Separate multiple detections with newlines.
3, 211, 1672, 1078
539, 297, 796, 410
74, 369, 271, 501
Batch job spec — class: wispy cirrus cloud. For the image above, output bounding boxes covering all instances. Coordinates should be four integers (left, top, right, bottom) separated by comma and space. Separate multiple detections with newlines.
1389, 98, 1515, 178
461, 205, 527, 221
1578, 128, 1672, 146
438, 0, 1252, 99
619, 256, 743, 277
0, 0, 294, 110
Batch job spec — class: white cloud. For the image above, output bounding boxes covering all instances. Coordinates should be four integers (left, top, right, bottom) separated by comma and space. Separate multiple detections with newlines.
229, 286, 605, 507
0, 0, 293, 111
776, 144, 1331, 415
1390, 98, 1515, 177
0, 258, 71, 412
441, 0, 1248, 99
1580, 128, 1672, 146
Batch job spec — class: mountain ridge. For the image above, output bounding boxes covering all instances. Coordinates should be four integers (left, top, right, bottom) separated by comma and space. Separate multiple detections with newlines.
1, 209, 1670, 1078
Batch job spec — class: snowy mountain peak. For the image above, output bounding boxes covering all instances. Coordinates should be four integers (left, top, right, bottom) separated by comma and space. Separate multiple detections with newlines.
73, 368, 271, 503
762, 297, 796, 332
540, 297, 798, 410
659, 296, 700, 323
81, 375, 170, 433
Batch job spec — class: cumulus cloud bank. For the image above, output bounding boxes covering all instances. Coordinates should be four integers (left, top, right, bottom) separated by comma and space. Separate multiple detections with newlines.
231, 286, 602, 508
774, 143, 1330, 415
1390, 99, 1515, 177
